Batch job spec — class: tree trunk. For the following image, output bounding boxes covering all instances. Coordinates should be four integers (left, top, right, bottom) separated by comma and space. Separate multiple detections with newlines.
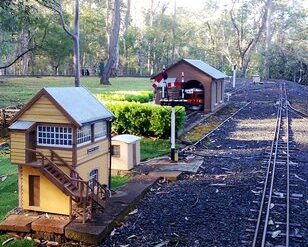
239, 0, 271, 77
73, 0, 80, 87
171, 0, 176, 62
100, 0, 121, 85
147, 0, 154, 75
21, 30, 29, 75
123, 0, 131, 76
263, 0, 273, 80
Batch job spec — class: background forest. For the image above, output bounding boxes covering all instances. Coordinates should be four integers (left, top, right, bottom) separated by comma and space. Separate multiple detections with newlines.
0, 0, 307, 83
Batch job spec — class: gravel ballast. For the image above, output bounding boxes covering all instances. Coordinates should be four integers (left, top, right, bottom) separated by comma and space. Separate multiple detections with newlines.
102, 81, 307, 247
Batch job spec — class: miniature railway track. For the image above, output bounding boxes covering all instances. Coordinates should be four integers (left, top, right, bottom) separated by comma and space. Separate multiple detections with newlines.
243, 82, 304, 247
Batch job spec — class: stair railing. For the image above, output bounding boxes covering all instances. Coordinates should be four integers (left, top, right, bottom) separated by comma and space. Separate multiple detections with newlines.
49, 149, 83, 181
25, 148, 110, 223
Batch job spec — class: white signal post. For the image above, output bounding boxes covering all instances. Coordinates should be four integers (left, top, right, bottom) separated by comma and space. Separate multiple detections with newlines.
171, 106, 176, 160
232, 64, 237, 88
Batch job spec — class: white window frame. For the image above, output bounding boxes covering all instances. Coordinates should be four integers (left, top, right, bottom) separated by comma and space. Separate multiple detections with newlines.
94, 121, 107, 141
77, 125, 92, 147
37, 125, 72, 148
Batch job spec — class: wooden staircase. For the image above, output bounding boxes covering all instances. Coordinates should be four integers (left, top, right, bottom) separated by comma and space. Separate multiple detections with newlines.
26, 148, 110, 223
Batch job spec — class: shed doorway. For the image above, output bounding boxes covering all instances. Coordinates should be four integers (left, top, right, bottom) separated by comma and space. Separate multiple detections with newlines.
184, 80, 204, 110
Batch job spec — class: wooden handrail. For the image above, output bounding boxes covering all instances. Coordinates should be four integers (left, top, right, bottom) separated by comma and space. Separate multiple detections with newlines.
25, 148, 109, 222
49, 149, 83, 181
26, 148, 73, 183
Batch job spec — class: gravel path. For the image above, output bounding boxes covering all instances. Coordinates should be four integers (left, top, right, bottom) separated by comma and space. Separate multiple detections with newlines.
102, 81, 307, 247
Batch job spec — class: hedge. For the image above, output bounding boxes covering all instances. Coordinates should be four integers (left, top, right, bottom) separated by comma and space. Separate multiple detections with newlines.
105, 101, 186, 138
95, 91, 153, 103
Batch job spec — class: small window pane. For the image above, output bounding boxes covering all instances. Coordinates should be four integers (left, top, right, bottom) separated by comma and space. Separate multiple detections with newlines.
77, 125, 92, 145
94, 121, 107, 140
37, 125, 72, 147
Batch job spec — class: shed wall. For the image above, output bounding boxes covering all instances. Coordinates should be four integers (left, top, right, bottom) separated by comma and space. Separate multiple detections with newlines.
211, 79, 225, 111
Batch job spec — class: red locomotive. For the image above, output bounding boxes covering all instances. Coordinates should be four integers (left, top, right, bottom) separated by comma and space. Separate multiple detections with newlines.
184, 88, 204, 110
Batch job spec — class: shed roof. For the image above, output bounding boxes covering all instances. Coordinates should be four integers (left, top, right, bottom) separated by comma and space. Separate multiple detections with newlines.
151, 59, 227, 80
44, 87, 114, 126
9, 121, 35, 130
183, 59, 227, 79
112, 134, 141, 144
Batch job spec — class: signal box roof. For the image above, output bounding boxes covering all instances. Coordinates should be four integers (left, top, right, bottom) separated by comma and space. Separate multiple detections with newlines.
10, 87, 115, 127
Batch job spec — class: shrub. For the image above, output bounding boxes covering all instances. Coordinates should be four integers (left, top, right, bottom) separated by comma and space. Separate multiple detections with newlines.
95, 91, 153, 103
105, 101, 186, 138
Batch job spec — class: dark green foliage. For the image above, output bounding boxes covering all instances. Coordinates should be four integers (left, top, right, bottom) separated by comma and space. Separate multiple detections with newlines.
95, 91, 153, 103
105, 102, 186, 138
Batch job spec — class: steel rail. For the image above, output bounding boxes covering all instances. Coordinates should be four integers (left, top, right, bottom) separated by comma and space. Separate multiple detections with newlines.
284, 82, 290, 247
251, 89, 283, 247
260, 85, 283, 247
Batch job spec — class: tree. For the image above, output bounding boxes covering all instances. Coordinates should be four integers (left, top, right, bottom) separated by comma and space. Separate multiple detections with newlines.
263, 0, 273, 79
100, 0, 121, 85
122, 0, 131, 75
38, 0, 81, 87
0, 1, 44, 72
230, 0, 272, 77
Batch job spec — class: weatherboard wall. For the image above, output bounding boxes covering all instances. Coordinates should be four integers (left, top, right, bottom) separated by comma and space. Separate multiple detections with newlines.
10, 131, 26, 164
18, 95, 70, 124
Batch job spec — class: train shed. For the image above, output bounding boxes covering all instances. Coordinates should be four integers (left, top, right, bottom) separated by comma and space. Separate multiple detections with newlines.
152, 59, 227, 113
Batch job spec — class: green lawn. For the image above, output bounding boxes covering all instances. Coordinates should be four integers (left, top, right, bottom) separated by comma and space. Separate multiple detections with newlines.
0, 155, 18, 221
110, 176, 130, 190
140, 137, 170, 161
0, 76, 151, 108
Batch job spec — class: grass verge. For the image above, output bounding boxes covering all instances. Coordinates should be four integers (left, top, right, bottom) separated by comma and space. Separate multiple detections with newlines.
0, 155, 18, 221
0, 235, 33, 247
111, 176, 130, 190
140, 137, 170, 161
181, 105, 239, 143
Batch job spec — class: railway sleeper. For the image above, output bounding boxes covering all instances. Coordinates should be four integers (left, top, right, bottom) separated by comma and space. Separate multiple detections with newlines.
266, 231, 303, 239
264, 195, 301, 200
246, 218, 301, 227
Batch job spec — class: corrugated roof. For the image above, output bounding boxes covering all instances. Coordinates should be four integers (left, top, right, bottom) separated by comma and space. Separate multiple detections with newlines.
45, 87, 114, 126
9, 121, 35, 130
184, 59, 227, 79
112, 134, 141, 144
